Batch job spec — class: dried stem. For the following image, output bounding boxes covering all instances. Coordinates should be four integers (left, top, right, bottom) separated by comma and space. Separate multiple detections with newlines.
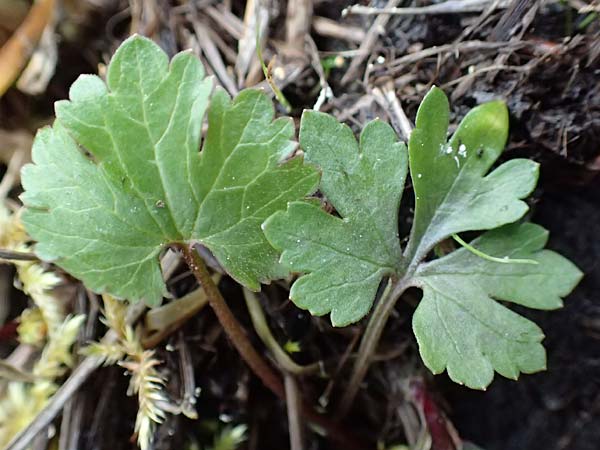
284, 374, 304, 450
0, 0, 55, 95
0, 249, 39, 261
343, 0, 509, 16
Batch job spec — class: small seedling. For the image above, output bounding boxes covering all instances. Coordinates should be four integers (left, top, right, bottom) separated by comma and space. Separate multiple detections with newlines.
19, 35, 582, 424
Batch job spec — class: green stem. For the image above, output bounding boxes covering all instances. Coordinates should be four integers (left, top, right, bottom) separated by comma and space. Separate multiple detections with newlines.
255, 20, 291, 112
180, 244, 285, 398
337, 277, 413, 417
339, 228, 538, 416
243, 288, 321, 375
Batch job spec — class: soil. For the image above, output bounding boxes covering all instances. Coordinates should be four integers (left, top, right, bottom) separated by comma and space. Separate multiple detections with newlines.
0, 1, 598, 450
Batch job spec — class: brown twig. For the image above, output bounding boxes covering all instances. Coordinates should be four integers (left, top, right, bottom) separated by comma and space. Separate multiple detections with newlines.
372, 84, 413, 141
0, 147, 27, 199
285, 375, 304, 450
286, 0, 313, 55
190, 16, 239, 96
491, 0, 537, 41
484, 0, 540, 84
306, 35, 332, 111
383, 40, 525, 76
312, 16, 365, 43
176, 331, 199, 419
344, 0, 510, 16
0, 249, 39, 261
205, 5, 244, 41
236, 0, 269, 87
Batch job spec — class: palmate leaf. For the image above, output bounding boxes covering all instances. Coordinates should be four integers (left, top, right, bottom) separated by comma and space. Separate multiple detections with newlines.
263, 113, 407, 326
263, 87, 582, 387
404, 87, 539, 265
413, 223, 582, 388
20, 35, 319, 305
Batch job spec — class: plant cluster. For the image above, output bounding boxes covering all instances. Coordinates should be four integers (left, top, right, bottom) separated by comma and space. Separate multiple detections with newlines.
17, 35, 583, 446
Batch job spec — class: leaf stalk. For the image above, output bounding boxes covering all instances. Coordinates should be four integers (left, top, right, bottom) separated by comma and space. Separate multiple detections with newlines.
337, 276, 414, 416
243, 288, 321, 375
180, 244, 371, 450
180, 243, 286, 398
452, 234, 539, 265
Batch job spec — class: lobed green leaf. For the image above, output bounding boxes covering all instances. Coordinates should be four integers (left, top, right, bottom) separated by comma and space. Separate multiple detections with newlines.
264, 112, 407, 326
413, 223, 583, 388
21, 35, 319, 305
405, 86, 538, 266
20, 35, 583, 389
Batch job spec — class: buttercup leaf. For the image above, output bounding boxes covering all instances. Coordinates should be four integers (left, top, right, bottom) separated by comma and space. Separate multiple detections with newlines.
263, 112, 407, 326
404, 86, 539, 265
413, 223, 583, 388
21, 35, 319, 305
263, 87, 582, 387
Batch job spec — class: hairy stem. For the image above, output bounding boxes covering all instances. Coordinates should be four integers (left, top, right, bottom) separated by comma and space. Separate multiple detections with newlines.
180, 244, 285, 398
337, 276, 413, 417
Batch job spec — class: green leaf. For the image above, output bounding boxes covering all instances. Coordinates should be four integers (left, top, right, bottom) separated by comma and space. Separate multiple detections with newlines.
263, 86, 582, 387
263, 111, 407, 326
21, 35, 319, 305
413, 223, 583, 388
405, 86, 539, 265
